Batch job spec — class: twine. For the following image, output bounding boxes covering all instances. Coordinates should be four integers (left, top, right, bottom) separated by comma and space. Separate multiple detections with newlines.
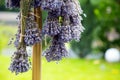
21, 12, 41, 19
29, 12, 41, 18
19, 34, 25, 43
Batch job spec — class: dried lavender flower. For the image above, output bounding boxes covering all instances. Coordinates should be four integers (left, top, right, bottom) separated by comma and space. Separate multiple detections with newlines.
42, 13, 61, 36
9, 47, 31, 75
43, 35, 68, 62
24, 15, 42, 46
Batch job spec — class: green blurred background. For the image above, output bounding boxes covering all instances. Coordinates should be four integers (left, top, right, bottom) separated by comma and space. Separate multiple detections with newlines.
0, 0, 120, 80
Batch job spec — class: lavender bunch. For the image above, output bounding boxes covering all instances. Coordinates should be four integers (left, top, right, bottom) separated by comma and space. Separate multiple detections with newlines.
43, 35, 68, 62
42, 0, 85, 62
14, 14, 42, 47
42, 12, 61, 36
60, 0, 85, 41
9, 47, 31, 75
24, 15, 42, 46
8, 0, 32, 75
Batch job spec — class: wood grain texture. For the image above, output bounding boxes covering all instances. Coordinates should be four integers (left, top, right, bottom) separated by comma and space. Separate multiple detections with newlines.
32, 7, 42, 80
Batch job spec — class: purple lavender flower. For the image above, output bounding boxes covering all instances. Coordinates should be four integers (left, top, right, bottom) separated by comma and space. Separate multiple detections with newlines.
9, 47, 31, 75
43, 35, 68, 62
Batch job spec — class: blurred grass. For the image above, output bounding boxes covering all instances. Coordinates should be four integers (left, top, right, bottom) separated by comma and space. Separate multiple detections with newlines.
0, 25, 17, 52
0, 55, 120, 80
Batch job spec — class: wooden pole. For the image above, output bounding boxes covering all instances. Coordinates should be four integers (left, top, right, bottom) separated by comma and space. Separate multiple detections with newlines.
32, 7, 42, 80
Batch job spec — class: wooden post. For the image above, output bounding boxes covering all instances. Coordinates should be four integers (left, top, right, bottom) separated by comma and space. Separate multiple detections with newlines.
32, 7, 42, 80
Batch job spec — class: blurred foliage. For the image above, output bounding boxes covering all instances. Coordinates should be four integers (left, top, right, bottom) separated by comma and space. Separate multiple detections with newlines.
0, 55, 120, 80
0, 0, 19, 11
70, 0, 120, 57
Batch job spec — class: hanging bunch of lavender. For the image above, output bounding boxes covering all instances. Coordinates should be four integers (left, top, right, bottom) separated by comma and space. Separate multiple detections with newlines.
42, 11, 61, 36
61, 0, 85, 41
14, 14, 42, 47
24, 15, 42, 46
8, 0, 34, 74
42, 0, 85, 61
43, 35, 68, 62
9, 47, 31, 75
